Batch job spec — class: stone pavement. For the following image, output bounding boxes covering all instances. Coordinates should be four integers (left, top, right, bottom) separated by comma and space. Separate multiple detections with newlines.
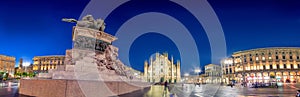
0, 81, 35, 97
140, 83, 298, 97
168, 83, 297, 97
1, 82, 299, 97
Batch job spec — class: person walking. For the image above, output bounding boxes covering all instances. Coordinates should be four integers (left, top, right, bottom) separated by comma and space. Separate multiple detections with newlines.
164, 81, 168, 91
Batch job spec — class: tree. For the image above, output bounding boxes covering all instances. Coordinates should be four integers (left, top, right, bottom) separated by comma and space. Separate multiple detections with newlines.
3, 73, 9, 79
28, 72, 36, 77
14, 72, 22, 78
22, 72, 28, 77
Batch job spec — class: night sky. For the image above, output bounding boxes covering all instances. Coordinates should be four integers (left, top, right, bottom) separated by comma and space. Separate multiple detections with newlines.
0, 0, 300, 73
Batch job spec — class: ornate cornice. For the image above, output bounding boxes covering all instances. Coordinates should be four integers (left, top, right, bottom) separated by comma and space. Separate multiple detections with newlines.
233, 47, 300, 57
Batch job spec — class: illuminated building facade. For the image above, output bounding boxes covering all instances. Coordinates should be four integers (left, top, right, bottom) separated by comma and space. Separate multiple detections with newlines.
204, 64, 222, 83
144, 53, 181, 83
221, 47, 300, 84
0, 55, 15, 75
33, 55, 65, 73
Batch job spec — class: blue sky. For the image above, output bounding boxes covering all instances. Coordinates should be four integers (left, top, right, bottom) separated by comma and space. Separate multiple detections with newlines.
0, 0, 300, 73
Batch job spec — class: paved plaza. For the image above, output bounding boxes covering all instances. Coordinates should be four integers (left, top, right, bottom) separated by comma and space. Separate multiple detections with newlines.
143, 83, 299, 97
0, 81, 299, 97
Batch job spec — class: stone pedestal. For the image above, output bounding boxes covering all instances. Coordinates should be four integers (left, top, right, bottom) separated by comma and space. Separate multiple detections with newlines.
19, 79, 150, 97
20, 16, 149, 97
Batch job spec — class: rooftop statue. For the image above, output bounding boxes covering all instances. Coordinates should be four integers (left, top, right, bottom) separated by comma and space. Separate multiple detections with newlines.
62, 15, 106, 31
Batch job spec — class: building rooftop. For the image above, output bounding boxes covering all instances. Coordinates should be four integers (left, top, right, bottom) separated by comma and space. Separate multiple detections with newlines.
233, 47, 300, 54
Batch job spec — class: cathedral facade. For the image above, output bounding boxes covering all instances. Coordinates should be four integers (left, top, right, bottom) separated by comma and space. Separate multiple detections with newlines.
144, 53, 181, 83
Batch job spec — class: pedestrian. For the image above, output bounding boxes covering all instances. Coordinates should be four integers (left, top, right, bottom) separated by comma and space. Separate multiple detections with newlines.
164, 81, 168, 91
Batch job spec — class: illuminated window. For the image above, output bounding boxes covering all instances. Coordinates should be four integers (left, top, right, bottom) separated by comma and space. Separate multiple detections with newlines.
262, 57, 265, 60
268, 56, 272, 60
256, 57, 259, 61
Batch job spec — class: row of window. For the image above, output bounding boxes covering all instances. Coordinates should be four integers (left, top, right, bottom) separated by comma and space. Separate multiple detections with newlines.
205, 72, 222, 76
224, 64, 300, 74
243, 56, 300, 62
246, 64, 300, 70
241, 51, 298, 57
38, 61, 64, 65
0, 57, 15, 61
40, 66, 56, 70
34, 58, 64, 61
